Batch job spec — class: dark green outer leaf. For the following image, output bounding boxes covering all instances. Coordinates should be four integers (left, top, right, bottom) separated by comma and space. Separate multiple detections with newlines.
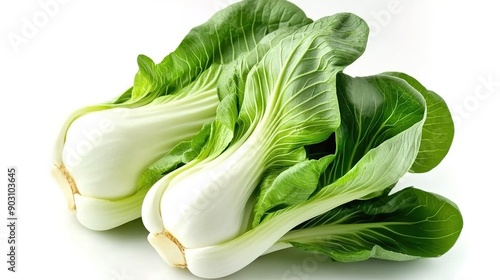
324, 73, 426, 186
285, 187, 463, 262
383, 72, 454, 173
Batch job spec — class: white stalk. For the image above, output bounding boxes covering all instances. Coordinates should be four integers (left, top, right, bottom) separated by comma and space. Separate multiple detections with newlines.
62, 89, 217, 198
55, 88, 218, 230
182, 191, 362, 279
160, 130, 266, 248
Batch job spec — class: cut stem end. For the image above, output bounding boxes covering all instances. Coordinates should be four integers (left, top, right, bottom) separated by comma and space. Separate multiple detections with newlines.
148, 231, 187, 268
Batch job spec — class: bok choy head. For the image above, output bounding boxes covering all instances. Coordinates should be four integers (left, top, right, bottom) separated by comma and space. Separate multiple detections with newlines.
160, 72, 460, 279
51, 0, 311, 230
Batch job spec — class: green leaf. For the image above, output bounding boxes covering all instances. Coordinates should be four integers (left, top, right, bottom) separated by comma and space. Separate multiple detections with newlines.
252, 155, 334, 227
218, 12, 369, 106
254, 73, 427, 227
259, 69, 441, 227
221, 13, 369, 142
382, 72, 455, 173
197, 93, 240, 160
131, 54, 158, 100
131, 0, 312, 101
283, 187, 463, 262
238, 14, 370, 158
325, 73, 426, 185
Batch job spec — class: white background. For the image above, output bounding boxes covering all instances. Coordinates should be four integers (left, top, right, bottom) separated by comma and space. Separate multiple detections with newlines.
1, 0, 499, 279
